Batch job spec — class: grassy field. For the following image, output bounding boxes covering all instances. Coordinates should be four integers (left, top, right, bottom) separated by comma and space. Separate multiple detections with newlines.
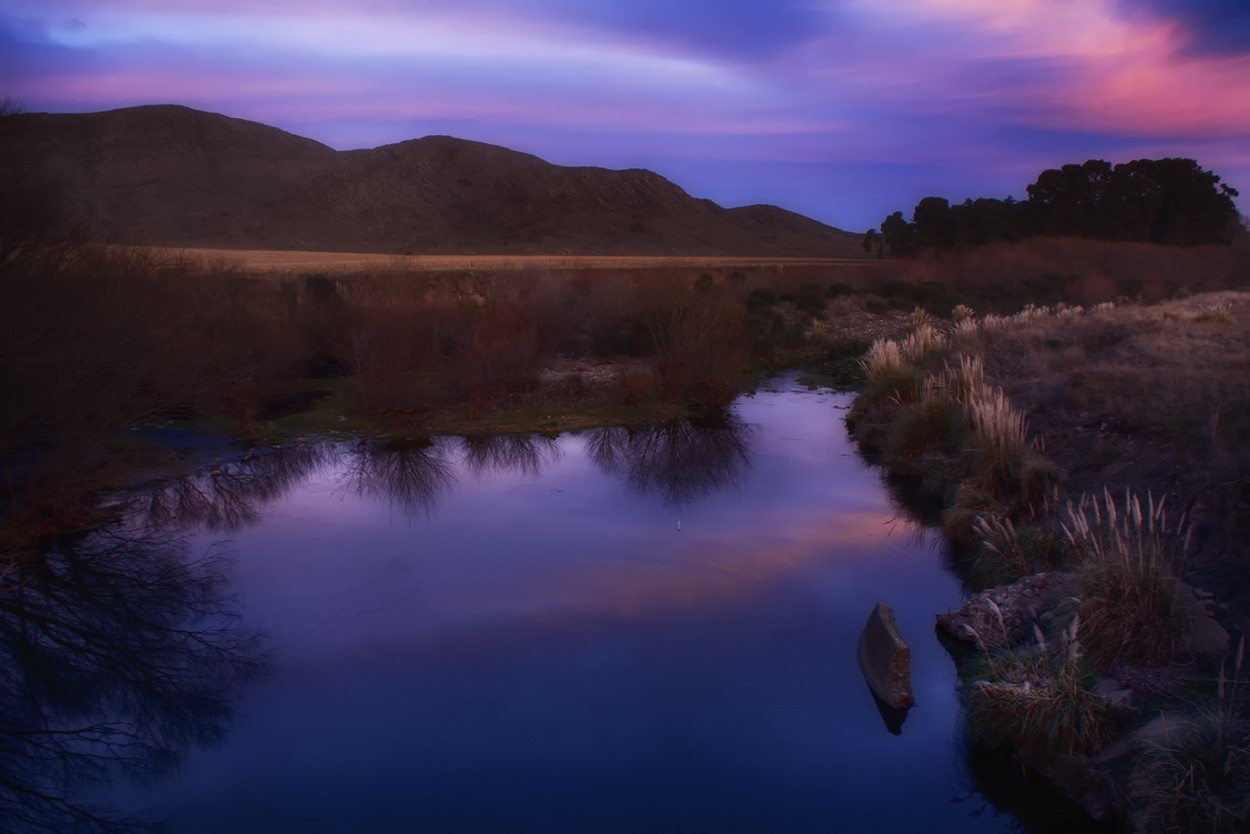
143, 246, 868, 273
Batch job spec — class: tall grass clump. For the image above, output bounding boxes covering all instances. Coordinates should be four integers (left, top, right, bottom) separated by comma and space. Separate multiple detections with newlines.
899, 321, 947, 364
854, 336, 926, 414
970, 515, 1068, 587
942, 354, 986, 405
980, 313, 1011, 333
963, 617, 1114, 767
1060, 488, 1190, 668
886, 376, 965, 471
861, 338, 906, 382
938, 381, 1058, 541
1130, 641, 1250, 833
951, 316, 981, 343
952, 303, 976, 323
963, 386, 1056, 501
967, 388, 1029, 465
1196, 301, 1234, 323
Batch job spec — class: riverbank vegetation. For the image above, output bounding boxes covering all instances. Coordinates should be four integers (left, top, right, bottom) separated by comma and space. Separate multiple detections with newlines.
848, 290, 1250, 830
4, 211, 1248, 541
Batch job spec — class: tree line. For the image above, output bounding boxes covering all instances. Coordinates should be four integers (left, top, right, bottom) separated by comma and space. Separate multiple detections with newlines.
865, 158, 1242, 256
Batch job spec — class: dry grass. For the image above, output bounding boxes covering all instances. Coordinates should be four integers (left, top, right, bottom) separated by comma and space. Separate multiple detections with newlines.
957, 290, 1250, 617
137, 246, 864, 274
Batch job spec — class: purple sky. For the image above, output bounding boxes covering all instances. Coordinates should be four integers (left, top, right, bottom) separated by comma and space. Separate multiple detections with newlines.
3, 0, 1248, 230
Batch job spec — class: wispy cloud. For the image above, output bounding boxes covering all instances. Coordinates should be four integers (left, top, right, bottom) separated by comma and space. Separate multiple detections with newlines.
2, 0, 1246, 228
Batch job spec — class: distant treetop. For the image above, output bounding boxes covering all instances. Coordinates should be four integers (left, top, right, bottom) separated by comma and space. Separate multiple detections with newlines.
867, 158, 1241, 256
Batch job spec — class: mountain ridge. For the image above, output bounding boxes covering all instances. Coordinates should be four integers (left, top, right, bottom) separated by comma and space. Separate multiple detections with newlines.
0, 104, 862, 257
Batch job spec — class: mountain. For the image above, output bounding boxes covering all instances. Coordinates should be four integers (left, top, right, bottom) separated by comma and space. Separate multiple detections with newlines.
0, 104, 862, 256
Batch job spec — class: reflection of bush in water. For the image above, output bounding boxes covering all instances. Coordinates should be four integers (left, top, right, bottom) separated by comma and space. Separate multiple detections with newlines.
341, 437, 458, 518
0, 518, 267, 832
140, 442, 329, 532
460, 433, 561, 479
586, 410, 753, 507
953, 738, 1113, 834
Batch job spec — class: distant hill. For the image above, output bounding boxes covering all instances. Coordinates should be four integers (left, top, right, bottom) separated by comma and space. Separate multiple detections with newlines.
0, 104, 863, 257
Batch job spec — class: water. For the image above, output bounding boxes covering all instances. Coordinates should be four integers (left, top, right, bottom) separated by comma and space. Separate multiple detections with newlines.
9, 376, 1045, 832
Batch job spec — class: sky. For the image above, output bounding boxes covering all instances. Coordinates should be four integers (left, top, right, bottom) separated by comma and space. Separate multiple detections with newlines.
2, 0, 1248, 231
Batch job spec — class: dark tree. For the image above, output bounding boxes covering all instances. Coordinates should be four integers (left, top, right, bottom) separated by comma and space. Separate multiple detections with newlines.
880, 211, 915, 256
912, 196, 954, 251
1113, 158, 1240, 245
862, 228, 887, 259
873, 157, 1240, 256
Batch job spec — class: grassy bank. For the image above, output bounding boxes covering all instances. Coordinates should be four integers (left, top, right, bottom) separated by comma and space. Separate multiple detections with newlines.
847, 291, 1250, 830
4, 235, 1247, 530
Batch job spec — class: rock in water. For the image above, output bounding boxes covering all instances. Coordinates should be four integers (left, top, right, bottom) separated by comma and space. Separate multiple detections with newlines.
858, 602, 915, 710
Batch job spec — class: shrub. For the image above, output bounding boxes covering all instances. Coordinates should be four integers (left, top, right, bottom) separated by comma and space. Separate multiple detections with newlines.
863, 297, 890, 315
460, 306, 542, 409
344, 304, 446, 418
640, 287, 750, 406
963, 617, 1114, 767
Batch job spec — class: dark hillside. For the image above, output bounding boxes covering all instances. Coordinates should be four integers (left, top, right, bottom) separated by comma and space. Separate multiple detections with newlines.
0, 104, 862, 256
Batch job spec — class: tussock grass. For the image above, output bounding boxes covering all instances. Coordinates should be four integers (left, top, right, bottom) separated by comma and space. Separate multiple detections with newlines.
944, 354, 986, 403
952, 303, 976, 323
1196, 301, 1234, 323
961, 385, 1058, 507
861, 338, 907, 381
1060, 488, 1190, 668
966, 387, 1030, 461
850, 319, 1056, 540
899, 321, 947, 363
980, 313, 1011, 333
951, 317, 980, 342
970, 515, 1068, 587
963, 617, 1114, 767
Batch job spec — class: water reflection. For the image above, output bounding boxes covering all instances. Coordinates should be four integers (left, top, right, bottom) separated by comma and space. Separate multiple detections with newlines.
140, 442, 328, 531
461, 433, 562, 479
0, 514, 266, 832
586, 410, 753, 507
954, 737, 1115, 833
341, 437, 457, 517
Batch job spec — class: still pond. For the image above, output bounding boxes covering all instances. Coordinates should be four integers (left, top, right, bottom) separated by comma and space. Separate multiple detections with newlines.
9, 374, 1091, 832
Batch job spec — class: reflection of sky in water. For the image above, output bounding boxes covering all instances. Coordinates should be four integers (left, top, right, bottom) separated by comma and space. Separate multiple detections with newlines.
112, 377, 1019, 833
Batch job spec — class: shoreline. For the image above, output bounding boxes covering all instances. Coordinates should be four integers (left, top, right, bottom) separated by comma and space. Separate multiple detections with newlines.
844, 291, 1250, 830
